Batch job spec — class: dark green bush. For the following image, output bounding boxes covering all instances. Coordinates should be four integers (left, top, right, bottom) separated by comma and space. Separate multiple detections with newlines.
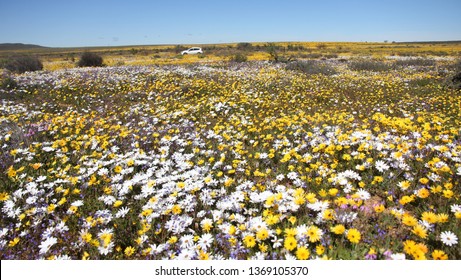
265, 43, 280, 62
0, 70, 18, 89
447, 60, 461, 72
323, 53, 339, 59
286, 60, 337, 76
236, 42, 253, 50
349, 60, 393, 72
77, 52, 103, 67
287, 44, 305, 51
300, 53, 323, 59
392, 58, 436, 67
265, 43, 296, 63
0, 76, 18, 90
2, 56, 43, 73
451, 70, 461, 90
230, 53, 248, 63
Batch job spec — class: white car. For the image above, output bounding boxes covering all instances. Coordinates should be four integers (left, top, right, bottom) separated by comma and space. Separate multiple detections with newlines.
181, 47, 203, 55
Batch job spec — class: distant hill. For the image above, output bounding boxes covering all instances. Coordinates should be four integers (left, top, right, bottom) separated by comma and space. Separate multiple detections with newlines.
0, 43, 48, 51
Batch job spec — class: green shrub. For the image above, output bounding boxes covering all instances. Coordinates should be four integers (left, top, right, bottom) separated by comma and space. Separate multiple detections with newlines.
448, 60, 461, 72
230, 53, 248, 63
450, 61, 461, 89
286, 60, 337, 76
77, 52, 103, 67
349, 60, 393, 72
392, 58, 436, 67
323, 53, 339, 59
0, 76, 18, 90
451, 72, 461, 89
287, 44, 305, 51
265, 43, 280, 62
0, 70, 18, 89
265, 43, 296, 63
236, 42, 253, 50
300, 53, 323, 59
2, 56, 43, 73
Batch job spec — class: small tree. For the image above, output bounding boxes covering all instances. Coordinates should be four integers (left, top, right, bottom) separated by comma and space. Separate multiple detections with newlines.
265, 43, 279, 62
77, 52, 103, 67
265, 43, 295, 63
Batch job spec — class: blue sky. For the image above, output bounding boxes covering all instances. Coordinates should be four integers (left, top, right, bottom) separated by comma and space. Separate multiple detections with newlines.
1, 0, 460, 47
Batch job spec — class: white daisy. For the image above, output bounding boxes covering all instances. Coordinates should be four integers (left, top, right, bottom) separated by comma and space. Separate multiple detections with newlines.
249, 216, 267, 231
98, 242, 114, 255
296, 224, 308, 239
71, 200, 84, 207
176, 249, 196, 260
179, 234, 195, 249
42, 146, 55, 152
271, 236, 282, 248
276, 174, 285, 181
212, 254, 225, 260
307, 201, 329, 212
197, 233, 213, 250
36, 176, 47, 182
39, 236, 57, 255
440, 231, 458, 246
150, 244, 165, 255
375, 160, 389, 173
55, 221, 69, 232
251, 252, 267, 260
0, 228, 8, 238
356, 189, 371, 200
450, 204, 461, 213
287, 172, 298, 180
115, 207, 130, 218
55, 255, 72, 260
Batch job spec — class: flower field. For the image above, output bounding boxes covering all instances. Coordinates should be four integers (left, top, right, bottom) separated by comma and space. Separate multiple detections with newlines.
1, 57, 461, 260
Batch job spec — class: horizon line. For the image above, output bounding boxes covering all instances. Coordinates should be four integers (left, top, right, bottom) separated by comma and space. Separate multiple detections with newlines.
1, 39, 461, 50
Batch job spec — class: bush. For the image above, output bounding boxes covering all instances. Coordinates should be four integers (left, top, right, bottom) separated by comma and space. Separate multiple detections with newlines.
451, 72, 461, 89
449, 61, 461, 89
1, 76, 18, 90
236, 42, 253, 50
287, 44, 305, 51
2, 56, 43, 73
323, 53, 339, 59
447, 60, 461, 72
77, 52, 103, 67
0, 70, 18, 89
265, 43, 296, 63
300, 53, 323, 59
265, 43, 286, 62
230, 53, 248, 63
286, 60, 337, 76
392, 58, 436, 67
349, 60, 393, 72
